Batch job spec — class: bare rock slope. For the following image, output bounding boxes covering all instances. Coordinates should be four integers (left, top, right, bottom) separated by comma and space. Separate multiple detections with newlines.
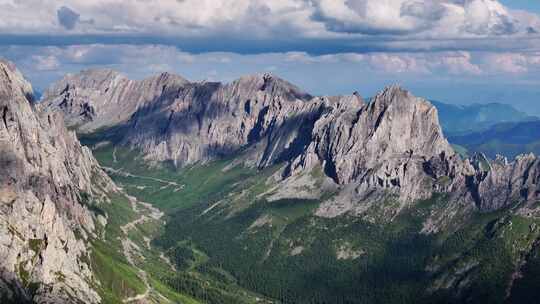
41, 69, 189, 133
0, 60, 113, 303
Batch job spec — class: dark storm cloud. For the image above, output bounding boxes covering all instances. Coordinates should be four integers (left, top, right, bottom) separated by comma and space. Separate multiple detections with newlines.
57, 6, 80, 30
400, 1, 447, 22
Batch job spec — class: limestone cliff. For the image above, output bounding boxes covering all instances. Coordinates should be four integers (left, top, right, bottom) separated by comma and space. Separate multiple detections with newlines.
0, 60, 112, 303
469, 153, 540, 211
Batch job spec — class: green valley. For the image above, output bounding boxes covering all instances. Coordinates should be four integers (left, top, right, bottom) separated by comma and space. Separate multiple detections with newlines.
82, 137, 540, 304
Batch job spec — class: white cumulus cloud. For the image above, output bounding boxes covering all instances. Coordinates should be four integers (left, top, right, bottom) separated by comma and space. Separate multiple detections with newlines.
0, 0, 539, 54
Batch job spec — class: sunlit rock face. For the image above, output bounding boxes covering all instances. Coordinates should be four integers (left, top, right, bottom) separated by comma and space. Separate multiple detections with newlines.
0, 59, 113, 303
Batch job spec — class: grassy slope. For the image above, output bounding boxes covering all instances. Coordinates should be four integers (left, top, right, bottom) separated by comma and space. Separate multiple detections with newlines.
161, 192, 540, 304
88, 193, 147, 303
87, 190, 202, 304
89, 144, 272, 304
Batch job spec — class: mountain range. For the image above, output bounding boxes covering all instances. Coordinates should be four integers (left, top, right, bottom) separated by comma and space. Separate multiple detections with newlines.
430, 100, 537, 136
2, 62, 540, 303
427, 100, 540, 158
448, 120, 540, 159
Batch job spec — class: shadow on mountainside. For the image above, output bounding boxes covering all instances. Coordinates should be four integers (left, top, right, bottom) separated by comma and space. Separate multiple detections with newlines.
0, 269, 33, 304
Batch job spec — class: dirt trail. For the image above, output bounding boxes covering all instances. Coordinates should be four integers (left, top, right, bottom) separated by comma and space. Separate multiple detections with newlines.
103, 166, 184, 191
123, 269, 150, 303
104, 157, 178, 303
120, 194, 171, 303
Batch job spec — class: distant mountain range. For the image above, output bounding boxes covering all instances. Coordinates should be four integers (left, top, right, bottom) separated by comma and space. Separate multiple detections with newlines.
432, 100, 540, 158
449, 120, 540, 159
431, 100, 538, 136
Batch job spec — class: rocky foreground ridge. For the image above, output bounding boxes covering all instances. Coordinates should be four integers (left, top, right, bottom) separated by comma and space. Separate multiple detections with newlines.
0, 60, 114, 303
42, 69, 540, 215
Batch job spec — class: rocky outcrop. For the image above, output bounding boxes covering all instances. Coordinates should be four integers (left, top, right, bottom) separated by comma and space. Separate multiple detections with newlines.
0, 60, 112, 303
284, 87, 479, 217
468, 153, 540, 211
40, 69, 189, 132
292, 87, 454, 187
42, 69, 540, 216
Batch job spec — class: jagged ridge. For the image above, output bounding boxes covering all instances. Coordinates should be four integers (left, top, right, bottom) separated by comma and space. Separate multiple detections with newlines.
42, 69, 540, 215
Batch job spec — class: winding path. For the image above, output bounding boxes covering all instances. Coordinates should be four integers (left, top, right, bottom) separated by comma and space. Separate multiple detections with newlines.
119, 194, 169, 303
102, 160, 180, 303
103, 166, 184, 191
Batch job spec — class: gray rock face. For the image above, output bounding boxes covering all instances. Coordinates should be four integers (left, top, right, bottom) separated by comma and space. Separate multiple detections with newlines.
468, 153, 540, 211
293, 87, 453, 187
0, 60, 111, 303
41, 69, 189, 132
289, 87, 477, 217
43, 72, 318, 167
43, 69, 540, 215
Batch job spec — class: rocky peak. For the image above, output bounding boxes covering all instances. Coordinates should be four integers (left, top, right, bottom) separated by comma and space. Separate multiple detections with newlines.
43, 69, 127, 103
470, 152, 492, 172
40, 69, 191, 133
292, 87, 454, 196
68, 68, 124, 88
228, 73, 313, 103
370, 85, 410, 105
469, 152, 540, 211
324, 92, 365, 109
121, 72, 320, 167
260, 73, 313, 101
379, 84, 411, 96
0, 59, 34, 103
140, 71, 190, 90
365, 85, 452, 160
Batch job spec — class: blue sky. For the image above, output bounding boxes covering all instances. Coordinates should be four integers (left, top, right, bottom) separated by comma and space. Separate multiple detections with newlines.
502, 0, 540, 14
1, 0, 540, 115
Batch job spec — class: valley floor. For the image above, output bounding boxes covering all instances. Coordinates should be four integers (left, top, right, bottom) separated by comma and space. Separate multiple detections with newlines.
90, 146, 270, 304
